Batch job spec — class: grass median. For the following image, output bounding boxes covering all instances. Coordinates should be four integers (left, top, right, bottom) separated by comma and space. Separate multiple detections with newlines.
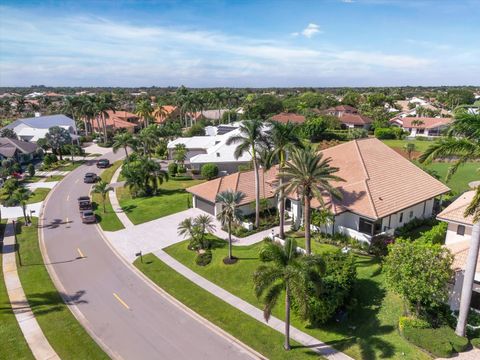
0, 220, 34, 360
134, 253, 321, 360
14, 218, 109, 360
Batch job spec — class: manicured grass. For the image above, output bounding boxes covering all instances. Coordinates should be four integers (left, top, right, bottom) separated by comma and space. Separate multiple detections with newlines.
26, 188, 50, 204
43, 175, 65, 182
14, 218, 108, 360
117, 178, 205, 225
0, 221, 34, 360
381, 139, 434, 153
21, 175, 64, 183
134, 253, 320, 360
56, 160, 86, 172
164, 238, 429, 360
420, 161, 479, 194
93, 160, 125, 232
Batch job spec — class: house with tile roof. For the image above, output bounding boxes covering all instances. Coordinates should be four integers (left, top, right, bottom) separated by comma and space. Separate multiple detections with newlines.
154, 105, 181, 124
270, 112, 306, 124
0, 137, 39, 164
321, 105, 372, 129
2, 114, 78, 142
390, 116, 452, 137
92, 110, 139, 133
187, 138, 450, 242
437, 191, 480, 310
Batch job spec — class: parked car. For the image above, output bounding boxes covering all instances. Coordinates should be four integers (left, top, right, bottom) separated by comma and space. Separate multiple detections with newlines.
81, 210, 96, 224
78, 196, 92, 210
84, 173, 98, 183
96, 159, 110, 168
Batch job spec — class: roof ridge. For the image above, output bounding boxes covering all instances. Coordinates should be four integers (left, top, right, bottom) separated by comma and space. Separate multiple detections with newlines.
353, 140, 378, 218
234, 171, 241, 191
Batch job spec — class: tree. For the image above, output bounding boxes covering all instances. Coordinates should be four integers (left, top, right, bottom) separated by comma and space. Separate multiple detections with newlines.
201, 163, 219, 180
12, 188, 32, 224
269, 121, 303, 239
243, 95, 282, 120
253, 238, 324, 350
138, 125, 160, 158
27, 163, 35, 177
0, 128, 18, 139
215, 190, 245, 263
278, 146, 343, 254
173, 143, 187, 167
121, 157, 168, 197
384, 240, 453, 317
342, 91, 361, 107
92, 180, 113, 213
311, 208, 334, 234
194, 214, 216, 250
227, 119, 268, 228
135, 99, 154, 128
45, 126, 72, 160
112, 132, 135, 160
404, 142, 416, 160
95, 93, 116, 144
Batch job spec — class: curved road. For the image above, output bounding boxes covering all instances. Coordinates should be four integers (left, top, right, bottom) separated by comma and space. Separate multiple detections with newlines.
40, 152, 255, 360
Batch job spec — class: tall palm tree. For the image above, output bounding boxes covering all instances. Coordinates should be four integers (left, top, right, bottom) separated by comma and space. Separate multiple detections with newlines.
93, 180, 113, 213
215, 190, 246, 262
12, 188, 32, 224
420, 112, 480, 337
269, 121, 303, 239
137, 125, 160, 158
62, 96, 84, 135
95, 93, 116, 144
253, 238, 324, 350
195, 214, 216, 250
278, 146, 343, 254
227, 119, 268, 228
135, 99, 154, 128
112, 132, 135, 160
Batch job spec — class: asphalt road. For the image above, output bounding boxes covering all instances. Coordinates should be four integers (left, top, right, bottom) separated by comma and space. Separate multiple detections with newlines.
40, 153, 255, 360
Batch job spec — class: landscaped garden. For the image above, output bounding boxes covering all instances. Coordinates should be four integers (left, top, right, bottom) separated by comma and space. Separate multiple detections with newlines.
14, 218, 108, 360
0, 220, 34, 360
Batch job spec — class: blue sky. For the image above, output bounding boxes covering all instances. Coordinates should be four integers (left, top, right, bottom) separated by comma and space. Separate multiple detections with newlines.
0, 0, 479, 87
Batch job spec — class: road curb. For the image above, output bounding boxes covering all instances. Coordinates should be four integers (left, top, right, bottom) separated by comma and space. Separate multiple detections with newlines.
38, 163, 122, 360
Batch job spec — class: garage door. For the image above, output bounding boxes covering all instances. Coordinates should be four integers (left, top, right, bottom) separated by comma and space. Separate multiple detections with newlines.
196, 197, 215, 215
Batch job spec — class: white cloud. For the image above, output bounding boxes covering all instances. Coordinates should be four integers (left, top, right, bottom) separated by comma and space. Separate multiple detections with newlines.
301, 23, 322, 38
341, 0, 355, 3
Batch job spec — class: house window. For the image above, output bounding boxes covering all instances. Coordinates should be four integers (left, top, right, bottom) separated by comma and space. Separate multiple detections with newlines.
285, 199, 292, 212
216, 152, 220, 157
409, 211, 414, 219
359, 217, 373, 235
457, 225, 466, 236
399, 213, 404, 223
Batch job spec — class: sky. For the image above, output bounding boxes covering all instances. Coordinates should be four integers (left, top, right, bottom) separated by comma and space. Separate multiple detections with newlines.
0, 0, 479, 87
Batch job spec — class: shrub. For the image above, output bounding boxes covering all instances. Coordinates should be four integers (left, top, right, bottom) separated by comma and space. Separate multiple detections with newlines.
177, 165, 187, 174
43, 153, 58, 166
347, 128, 368, 140
418, 222, 447, 245
472, 338, 480, 349
27, 163, 35, 177
394, 217, 437, 239
402, 326, 454, 358
195, 250, 212, 266
374, 127, 404, 139
450, 334, 469, 353
171, 175, 193, 181
238, 163, 253, 172
201, 163, 219, 180
398, 316, 430, 332
369, 234, 394, 257
168, 162, 178, 176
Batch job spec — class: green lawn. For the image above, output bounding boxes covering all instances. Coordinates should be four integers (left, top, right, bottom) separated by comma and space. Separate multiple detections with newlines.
381, 139, 434, 153
93, 160, 125, 232
421, 161, 479, 194
56, 160, 85, 171
134, 254, 321, 360
164, 238, 429, 360
0, 221, 34, 360
21, 175, 64, 183
14, 218, 108, 360
117, 178, 205, 225
43, 175, 65, 182
26, 188, 50, 204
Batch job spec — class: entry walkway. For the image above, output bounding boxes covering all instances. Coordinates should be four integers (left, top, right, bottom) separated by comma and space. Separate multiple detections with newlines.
2, 221, 60, 360
108, 165, 134, 228
153, 249, 352, 360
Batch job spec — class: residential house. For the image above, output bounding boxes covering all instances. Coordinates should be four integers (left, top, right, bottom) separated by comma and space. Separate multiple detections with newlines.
154, 105, 181, 124
270, 112, 306, 124
2, 114, 78, 142
322, 105, 372, 129
92, 110, 139, 133
188, 138, 449, 242
0, 137, 39, 164
390, 116, 452, 137
437, 191, 480, 310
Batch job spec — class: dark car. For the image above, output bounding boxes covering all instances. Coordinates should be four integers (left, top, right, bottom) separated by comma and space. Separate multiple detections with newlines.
96, 159, 110, 168
81, 210, 96, 224
84, 173, 98, 183
78, 196, 92, 210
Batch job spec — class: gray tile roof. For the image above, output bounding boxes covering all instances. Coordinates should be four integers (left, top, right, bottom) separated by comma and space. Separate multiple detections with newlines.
5, 114, 75, 130
0, 137, 38, 154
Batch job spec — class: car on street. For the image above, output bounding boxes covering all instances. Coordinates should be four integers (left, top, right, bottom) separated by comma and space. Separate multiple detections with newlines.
81, 210, 96, 224
78, 196, 92, 210
96, 159, 110, 168
84, 173, 98, 183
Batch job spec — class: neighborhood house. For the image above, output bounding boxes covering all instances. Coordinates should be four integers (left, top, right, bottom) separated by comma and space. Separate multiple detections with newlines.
322, 105, 373, 129
188, 138, 450, 243
390, 116, 452, 137
0, 137, 39, 164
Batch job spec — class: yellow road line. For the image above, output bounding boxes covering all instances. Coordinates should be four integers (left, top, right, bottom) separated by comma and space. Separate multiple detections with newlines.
77, 248, 85, 258
113, 293, 130, 310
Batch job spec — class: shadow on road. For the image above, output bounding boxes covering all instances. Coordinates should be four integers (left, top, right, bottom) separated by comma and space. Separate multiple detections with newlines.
38, 218, 73, 229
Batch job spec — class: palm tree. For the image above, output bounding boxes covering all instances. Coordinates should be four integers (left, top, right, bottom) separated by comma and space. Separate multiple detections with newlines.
215, 190, 246, 263
137, 125, 160, 158
420, 112, 480, 337
278, 147, 344, 254
112, 132, 135, 160
12, 188, 31, 224
269, 121, 303, 239
135, 99, 154, 128
227, 119, 268, 228
95, 94, 116, 144
178, 217, 196, 242
404, 142, 416, 160
253, 238, 324, 350
93, 180, 113, 213
195, 214, 216, 249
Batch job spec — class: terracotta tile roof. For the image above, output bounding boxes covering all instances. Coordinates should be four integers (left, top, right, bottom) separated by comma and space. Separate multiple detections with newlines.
338, 113, 372, 125
399, 117, 452, 129
437, 191, 475, 226
93, 117, 136, 130
187, 167, 279, 205
329, 105, 358, 112
270, 112, 306, 124
154, 105, 178, 123
106, 110, 138, 121
188, 138, 450, 219
445, 240, 480, 272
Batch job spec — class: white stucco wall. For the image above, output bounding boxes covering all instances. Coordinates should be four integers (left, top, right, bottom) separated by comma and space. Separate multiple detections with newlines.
381, 199, 434, 231
445, 222, 472, 245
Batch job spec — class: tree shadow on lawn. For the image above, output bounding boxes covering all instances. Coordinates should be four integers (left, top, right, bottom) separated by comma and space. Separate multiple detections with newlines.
120, 204, 137, 213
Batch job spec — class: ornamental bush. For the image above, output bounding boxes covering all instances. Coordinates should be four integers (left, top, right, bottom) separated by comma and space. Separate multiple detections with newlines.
374, 127, 404, 139
402, 326, 454, 358
472, 338, 480, 349
168, 162, 178, 176
195, 250, 212, 266
27, 163, 35, 177
201, 163, 219, 180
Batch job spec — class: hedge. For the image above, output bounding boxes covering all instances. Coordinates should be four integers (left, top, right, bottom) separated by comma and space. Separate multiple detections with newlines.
472, 338, 480, 349
201, 163, 219, 180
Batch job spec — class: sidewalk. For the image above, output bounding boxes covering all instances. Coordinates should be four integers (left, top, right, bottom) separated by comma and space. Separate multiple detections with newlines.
108, 165, 134, 228
0, 202, 43, 220
2, 220, 60, 360
153, 249, 352, 360
25, 181, 58, 191
35, 170, 70, 177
